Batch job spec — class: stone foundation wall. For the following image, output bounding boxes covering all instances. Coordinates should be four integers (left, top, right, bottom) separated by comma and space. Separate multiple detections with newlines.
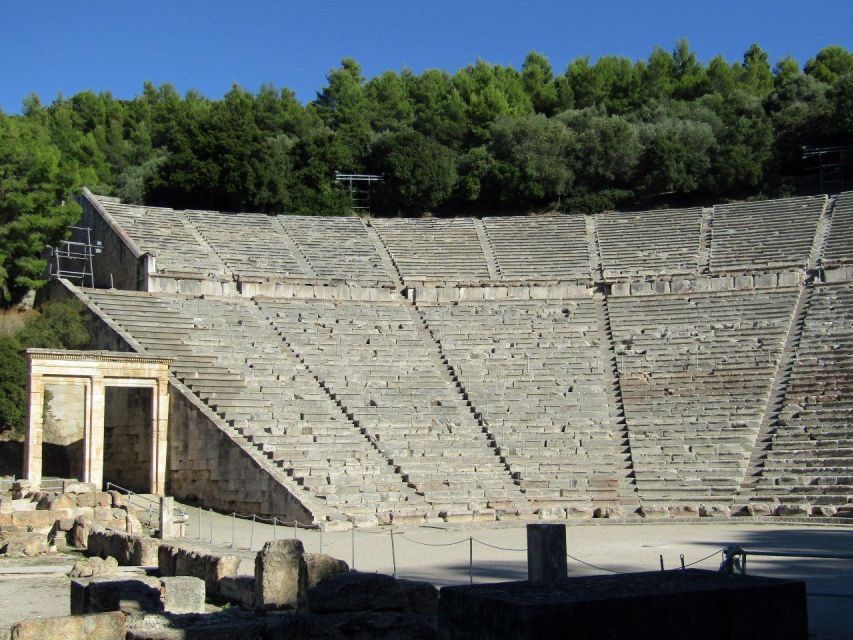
42, 384, 86, 479
80, 196, 146, 291
103, 387, 152, 493
167, 385, 317, 523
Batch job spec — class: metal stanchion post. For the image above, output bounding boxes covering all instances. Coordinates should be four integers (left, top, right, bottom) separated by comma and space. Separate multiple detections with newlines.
249, 514, 256, 551
390, 528, 397, 579
208, 509, 213, 544
680, 554, 685, 570
469, 537, 473, 585
659, 555, 665, 572
273, 517, 277, 541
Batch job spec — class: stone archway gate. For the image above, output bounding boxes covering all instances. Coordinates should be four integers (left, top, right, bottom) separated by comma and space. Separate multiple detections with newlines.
24, 349, 172, 493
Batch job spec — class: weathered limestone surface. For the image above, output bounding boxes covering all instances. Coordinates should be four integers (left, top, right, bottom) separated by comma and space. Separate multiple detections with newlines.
219, 575, 256, 608
88, 528, 159, 566
0, 532, 49, 557
159, 576, 206, 614
86, 577, 163, 616
254, 539, 308, 610
158, 543, 239, 595
304, 552, 349, 589
69, 555, 119, 578
308, 572, 407, 614
10, 611, 126, 640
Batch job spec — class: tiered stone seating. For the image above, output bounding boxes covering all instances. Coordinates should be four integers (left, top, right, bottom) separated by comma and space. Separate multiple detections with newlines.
95, 199, 224, 275
481, 216, 590, 281
185, 210, 310, 279
752, 284, 853, 508
596, 208, 702, 279
418, 298, 625, 508
608, 288, 799, 502
372, 218, 491, 283
279, 216, 392, 285
82, 289, 424, 520
823, 191, 853, 266
710, 196, 826, 273
256, 297, 526, 517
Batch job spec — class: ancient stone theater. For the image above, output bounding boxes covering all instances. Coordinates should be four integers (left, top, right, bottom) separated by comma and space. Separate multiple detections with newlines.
33, 187, 853, 528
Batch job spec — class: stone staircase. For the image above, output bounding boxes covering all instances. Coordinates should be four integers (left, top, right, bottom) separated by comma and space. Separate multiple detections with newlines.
594, 291, 639, 507
738, 284, 814, 498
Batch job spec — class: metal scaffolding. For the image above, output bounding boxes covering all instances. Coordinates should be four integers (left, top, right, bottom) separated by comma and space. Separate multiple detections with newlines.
335, 172, 382, 214
50, 226, 101, 288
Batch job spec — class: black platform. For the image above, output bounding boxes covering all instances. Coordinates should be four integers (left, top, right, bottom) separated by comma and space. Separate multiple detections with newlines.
438, 569, 807, 640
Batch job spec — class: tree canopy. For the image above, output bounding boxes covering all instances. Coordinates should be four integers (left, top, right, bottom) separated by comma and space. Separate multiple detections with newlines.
1, 41, 852, 303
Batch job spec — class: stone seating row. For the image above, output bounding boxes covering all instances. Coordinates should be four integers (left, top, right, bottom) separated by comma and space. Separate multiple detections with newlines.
481, 215, 589, 281
255, 297, 526, 514
823, 191, 853, 266
417, 298, 626, 506
79, 279, 853, 515
751, 284, 853, 502
709, 196, 827, 273
370, 218, 492, 282
608, 288, 799, 500
96, 200, 225, 275
185, 210, 310, 278
596, 208, 702, 278
82, 289, 429, 519
93, 191, 853, 286
278, 216, 391, 285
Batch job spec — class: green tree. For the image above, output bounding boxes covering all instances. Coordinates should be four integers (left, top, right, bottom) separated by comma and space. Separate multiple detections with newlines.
368, 129, 458, 215
0, 115, 82, 303
805, 46, 853, 84
637, 115, 715, 195
558, 108, 640, 189
522, 51, 559, 115
365, 71, 414, 132
487, 114, 575, 205
408, 69, 468, 149
739, 44, 774, 97
313, 58, 371, 168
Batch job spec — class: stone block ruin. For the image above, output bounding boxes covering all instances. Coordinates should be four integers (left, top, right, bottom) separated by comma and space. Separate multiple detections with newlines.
33, 187, 853, 529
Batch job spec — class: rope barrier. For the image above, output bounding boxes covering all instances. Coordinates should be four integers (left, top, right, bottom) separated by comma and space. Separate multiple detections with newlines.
474, 539, 527, 552
566, 552, 622, 574
175, 506, 763, 583
681, 548, 725, 568
398, 536, 471, 547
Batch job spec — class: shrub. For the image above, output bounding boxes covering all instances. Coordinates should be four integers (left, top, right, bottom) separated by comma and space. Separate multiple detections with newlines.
0, 299, 90, 436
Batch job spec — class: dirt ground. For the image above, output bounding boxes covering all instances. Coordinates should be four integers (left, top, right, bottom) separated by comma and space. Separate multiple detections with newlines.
1, 520, 850, 639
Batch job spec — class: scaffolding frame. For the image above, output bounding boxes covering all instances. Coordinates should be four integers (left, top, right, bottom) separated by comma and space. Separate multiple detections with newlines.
335, 172, 382, 214
50, 226, 101, 288
802, 145, 853, 193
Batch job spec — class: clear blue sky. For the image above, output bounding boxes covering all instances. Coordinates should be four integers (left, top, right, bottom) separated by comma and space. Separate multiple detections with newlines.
2, 0, 852, 113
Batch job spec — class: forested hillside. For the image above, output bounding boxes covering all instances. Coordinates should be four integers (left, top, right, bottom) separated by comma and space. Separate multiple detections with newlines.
1, 42, 852, 303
